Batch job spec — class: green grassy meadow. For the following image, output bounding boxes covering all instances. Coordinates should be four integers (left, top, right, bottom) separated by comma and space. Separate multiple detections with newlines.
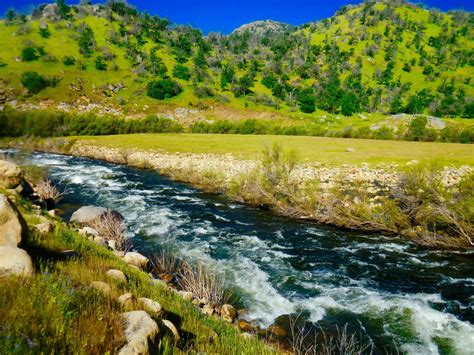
79, 134, 474, 166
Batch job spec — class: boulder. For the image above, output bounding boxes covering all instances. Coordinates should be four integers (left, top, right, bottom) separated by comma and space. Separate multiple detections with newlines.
0, 160, 23, 189
118, 293, 136, 309
161, 319, 180, 342
106, 269, 127, 283
15, 179, 34, 198
238, 320, 255, 332
119, 311, 159, 355
177, 291, 193, 302
0, 246, 34, 277
138, 297, 162, 315
70, 206, 123, 224
91, 281, 111, 294
0, 194, 27, 247
202, 304, 214, 316
220, 304, 237, 323
78, 226, 99, 237
41, 3, 61, 21
123, 252, 148, 269
34, 222, 54, 234
93, 236, 108, 247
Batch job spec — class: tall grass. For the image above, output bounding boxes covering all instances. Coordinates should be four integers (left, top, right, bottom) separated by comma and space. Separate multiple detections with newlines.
88, 209, 132, 251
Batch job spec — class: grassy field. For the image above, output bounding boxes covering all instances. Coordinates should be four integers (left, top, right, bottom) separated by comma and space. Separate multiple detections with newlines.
80, 134, 474, 166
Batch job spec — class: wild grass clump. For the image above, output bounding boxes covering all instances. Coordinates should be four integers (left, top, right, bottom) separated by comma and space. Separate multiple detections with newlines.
150, 249, 182, 277
88, 209, 132, 251
35, 178, 65, 202
177, 262, 230, 308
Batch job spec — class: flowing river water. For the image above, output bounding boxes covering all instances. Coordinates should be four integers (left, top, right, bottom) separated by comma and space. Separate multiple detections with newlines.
6, 150, 473, 354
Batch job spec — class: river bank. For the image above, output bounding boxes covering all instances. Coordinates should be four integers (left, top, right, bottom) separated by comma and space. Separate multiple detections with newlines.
1, 136, 473, 250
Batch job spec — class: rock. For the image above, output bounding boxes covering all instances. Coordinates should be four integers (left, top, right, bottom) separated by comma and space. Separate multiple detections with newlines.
0, 246, 34, 277
240, 332, 254, 340
34, 222, 54, 234
93, 236, 108, 247
238, 320, 255, 332
161, 319, 180, 342
427, 116, 446, 130
123, 252, 148, 269
114, 250, 125, 258
267, 325, 287, 338
0, 160, 23, 189
108, 239, 116, 250
0, 194, 27, 247
118, 293, 136, 309
78, 226, 99, 237
70, 206, 123, 224
91, 281, 111, 294
15, 179, 34, 197
41, 3, 61, 21
220, 304, 237, 323
177, 291, 193, 302
119, 311, 159, 355
138, 297, 162, 315
106, 269, 127, 283
202, 304, 214, 316
48, 210, 57, 217
346, 148, 356, 153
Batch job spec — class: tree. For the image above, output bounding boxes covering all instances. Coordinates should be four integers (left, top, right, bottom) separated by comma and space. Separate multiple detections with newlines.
172, 64, 190, 80
95, 56, 107, 71
341, 92, 360, 116
21, 47, 41, 61
39, 27, 51, 39
407, 116, 427, 141
298, 88, 316, 113
147, 79, 182, 100
78, 25, 96, 57
21, 71, 49, 94
63, 56, 76, 66
5, 9, 18, 23
56, 0, 70, 19
406, 89, 432, 114
220, 64, 235, 89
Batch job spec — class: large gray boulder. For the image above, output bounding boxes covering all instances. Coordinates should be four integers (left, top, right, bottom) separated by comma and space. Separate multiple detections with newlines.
0, 194, 27, 247
70, 206, 123, 224
0, 246, 34, 277
0, 160, 23, 189
118, 311, 159, 355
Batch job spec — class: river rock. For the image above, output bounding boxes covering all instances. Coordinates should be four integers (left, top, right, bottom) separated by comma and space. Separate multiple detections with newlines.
0, 194, 27, 247
34, 222, 54, 234
138, 297, 162, 315
91, 281, 111, 294
161, 319, 180, 342
78, 226, 100, 237
118, 293, 136, 309
106, 269, 127, 283
0, 246, 34, 277
123, 252, 148, 269
177, 291, 192, 301
238, 320, 255, 332
0, 160, 23, 189
202, 304, 214, 316
220, 304, 237, 323
70, 206, 123, 224
119, 311, 159, 355
93, 236, 107, 247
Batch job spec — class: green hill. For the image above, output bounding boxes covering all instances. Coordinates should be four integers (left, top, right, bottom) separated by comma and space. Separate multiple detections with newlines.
0, 0, 473, 135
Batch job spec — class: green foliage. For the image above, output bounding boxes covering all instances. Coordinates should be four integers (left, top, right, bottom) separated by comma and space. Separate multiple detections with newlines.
39, 27, 51, 39
172, 64, 190, 80
21, 46, 43, 61
56, 0, 70, 19
298, 88, 316, 113
62, 55, 76, 66
20, 72, 57, 94
95, 56, 107, 71
341, 92, 360, 116
78, 25, 96, 57
406, 116, 428, 141
147, 79, 183, 100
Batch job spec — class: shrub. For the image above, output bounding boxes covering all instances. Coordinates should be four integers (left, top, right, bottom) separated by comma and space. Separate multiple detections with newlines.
62, 55, 76, 66
88, 210, 132, 252
35, 178, 65, 202
95, 56, 107, 71
39, 27, 51, 38
21, 46, 42, 61
21, 71, 53, 94
406, 116, 427, 141
172, 64, 191, 80
78, 25, 96, 57
298, 88, 316, 113
147, 79, 182, 100
195, 86, 215, 98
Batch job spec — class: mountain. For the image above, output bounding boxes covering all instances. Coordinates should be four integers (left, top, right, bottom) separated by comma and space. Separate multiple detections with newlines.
0, 0, 473, 123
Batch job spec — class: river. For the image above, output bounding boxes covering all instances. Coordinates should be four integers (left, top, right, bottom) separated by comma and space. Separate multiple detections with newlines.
6, 150, 473, 354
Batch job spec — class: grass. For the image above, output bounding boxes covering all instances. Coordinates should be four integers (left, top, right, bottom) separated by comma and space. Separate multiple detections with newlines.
0, 197, 278, 354
79, 133, 474, 166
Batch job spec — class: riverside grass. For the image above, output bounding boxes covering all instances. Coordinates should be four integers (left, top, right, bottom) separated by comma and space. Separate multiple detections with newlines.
80, 134, 474, 167
0, 197, 277, 354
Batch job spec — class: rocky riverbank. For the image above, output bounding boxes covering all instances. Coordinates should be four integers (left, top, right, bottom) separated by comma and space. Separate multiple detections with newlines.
2, 138, 473, 249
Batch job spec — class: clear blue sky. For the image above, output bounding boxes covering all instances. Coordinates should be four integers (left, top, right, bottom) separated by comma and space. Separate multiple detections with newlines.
1, 0, 473, 34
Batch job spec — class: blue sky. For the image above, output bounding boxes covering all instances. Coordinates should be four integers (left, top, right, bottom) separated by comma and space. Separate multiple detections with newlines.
1, 0, 473, 34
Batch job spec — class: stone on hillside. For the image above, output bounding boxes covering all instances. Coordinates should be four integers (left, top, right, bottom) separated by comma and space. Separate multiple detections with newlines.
78, 226, 100, 237
138, 297, 162, 315
0, 194, 27, 247
161, 319, 180, 342
177, 291, 193, 301
34, 222, 54, 234
93, 236, 108, 247
238, 320, 255, 332
118, 293, 136, 309
123, 252, 148, 269
106, 269, 127, 283
91, 281, 111, 294
427, 116, 446, 130
0, 246, 34, 277
118, 311, 159, 355
15, 179, 34, 198
202, 304, 214, 316
0, 160, 23, 189
41, 3, 61, 21
220, 304, 237, 323
70, 206, 123, 224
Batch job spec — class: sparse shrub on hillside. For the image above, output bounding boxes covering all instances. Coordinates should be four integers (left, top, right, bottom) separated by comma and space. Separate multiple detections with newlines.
35, 178, 65, 202
195, 86, 215, 98
172, 64, 191, 80
406, 115, 427, 141
20, 71, 58, 94
62, 55, 76, 66
78, 24, 96, 57
21, 46, 44, 61
147, 79, 182, 100
95, 56, 107, 71
39, 27, 51, 38
88, 209, 132, 252
298, 88, 316, 113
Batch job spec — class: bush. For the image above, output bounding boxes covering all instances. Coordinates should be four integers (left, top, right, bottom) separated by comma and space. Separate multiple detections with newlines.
95, 56, 107, 71
21, 46, 42, 61
298, 88, 316, 113
21, 71, 54, 94
62, 56, 76, 66
172, 64, 191, 80
147, 79, 182, 100
39, 27, 50, 38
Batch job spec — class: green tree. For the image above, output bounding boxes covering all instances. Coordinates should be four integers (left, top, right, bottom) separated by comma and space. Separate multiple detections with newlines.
147, 79, 182, 100
21, 71, 49, 94
172, 64, 191, 81
298, 88, 316, 113
39, 27, 51, 39
78, 25, 96, 57
407, 116, 427, 141
21, 47, 41, 61
95, 56, 107, 71
341, 92, 360, 116
56, 0, 70, 19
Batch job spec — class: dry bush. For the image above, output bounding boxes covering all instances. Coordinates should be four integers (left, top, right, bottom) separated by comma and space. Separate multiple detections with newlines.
150, 249, 182, 276
35, 178, 65, 202
177, 262, 229, 308
88, 210, 132, 252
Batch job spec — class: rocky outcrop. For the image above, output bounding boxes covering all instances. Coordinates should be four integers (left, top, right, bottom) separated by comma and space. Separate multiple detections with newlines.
70, 206, 123, 224
119, 311, 159, 355
0, 194, 27, 247
0, 160, 23, 189
0, 246, 34, 277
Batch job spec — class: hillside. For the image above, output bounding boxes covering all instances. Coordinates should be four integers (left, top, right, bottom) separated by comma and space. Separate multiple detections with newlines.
0, 0, 473, 136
